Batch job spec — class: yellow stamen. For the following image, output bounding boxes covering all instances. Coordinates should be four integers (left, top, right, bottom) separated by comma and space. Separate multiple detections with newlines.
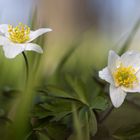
113, 64, 137, 88
8, 23, 30, 43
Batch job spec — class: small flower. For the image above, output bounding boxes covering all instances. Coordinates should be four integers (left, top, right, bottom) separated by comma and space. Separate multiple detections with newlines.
0, 23, 52, 58
99, 50, 140, 108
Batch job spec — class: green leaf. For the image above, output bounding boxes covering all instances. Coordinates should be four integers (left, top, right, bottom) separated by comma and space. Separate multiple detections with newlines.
72, 105, 84, 140
84, 111, 90, 140
47, 85, 75, 99
90, 96, 108, 110
51, 111, 72, 121
89, 109, 97, 136
40, 98, 81, 121
32, 105, 52, 119
78, 107, 88, 124
72, 106, 97, 139
65, 76, 88, 105
113, 123, 140, 140
41, 100, 72, 112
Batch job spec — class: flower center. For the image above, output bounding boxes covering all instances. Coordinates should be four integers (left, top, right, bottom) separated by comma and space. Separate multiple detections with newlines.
113, 64, 137, 88
8, 23, 30, 43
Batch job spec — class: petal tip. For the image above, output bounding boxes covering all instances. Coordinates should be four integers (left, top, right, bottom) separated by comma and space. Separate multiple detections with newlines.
39, 49, 43, 54
110, 86, 126, 108
113, 103, 122, 108
109, 50, 115, 55
49, 28, 53, 32
98, 70, 103, 79
45, 28, 52, 32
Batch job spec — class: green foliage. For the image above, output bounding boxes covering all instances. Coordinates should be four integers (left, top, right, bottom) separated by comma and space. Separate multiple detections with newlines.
31, 72, 109, 140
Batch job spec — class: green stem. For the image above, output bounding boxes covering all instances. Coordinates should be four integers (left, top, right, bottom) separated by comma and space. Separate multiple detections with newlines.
22, 52, 29, 82
99, 105, 114, 123
11, 53, 30, 140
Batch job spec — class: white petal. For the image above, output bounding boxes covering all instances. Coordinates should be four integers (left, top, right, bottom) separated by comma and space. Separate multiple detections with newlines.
0, 24, 8, 34
122, 70, 140, 93
0, 36, 10, 45
108, 50, 120, 73
99, 67, 114, 85
122, 86, 140, 93
110, 85, 127, 108
28, 28, 52, 42
25, 43, 43, 53
121, 50, 140, 72
2, 43, 25, 59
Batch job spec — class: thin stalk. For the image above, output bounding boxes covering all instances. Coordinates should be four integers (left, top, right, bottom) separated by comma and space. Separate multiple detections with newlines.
22, 52, 29, 82
99, 105, 114, 123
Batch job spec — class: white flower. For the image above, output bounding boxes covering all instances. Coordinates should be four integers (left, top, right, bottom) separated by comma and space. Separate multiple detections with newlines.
99, 50, 140, 108
0, 23, 52, 58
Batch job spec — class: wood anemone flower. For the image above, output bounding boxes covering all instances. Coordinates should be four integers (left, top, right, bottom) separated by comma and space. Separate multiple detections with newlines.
99, 50, 140, 108
0, 23, 52, 58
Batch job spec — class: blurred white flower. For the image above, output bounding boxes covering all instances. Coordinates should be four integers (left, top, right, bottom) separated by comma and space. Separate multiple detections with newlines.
99, 50, 140, 108
0, 23, 52, 58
